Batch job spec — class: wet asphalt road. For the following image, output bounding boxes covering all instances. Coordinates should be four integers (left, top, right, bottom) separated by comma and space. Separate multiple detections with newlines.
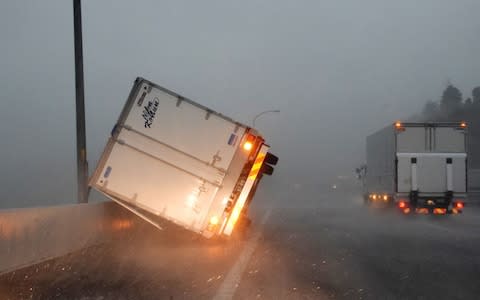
1, 186, 480, 300
236, 188, 480, 300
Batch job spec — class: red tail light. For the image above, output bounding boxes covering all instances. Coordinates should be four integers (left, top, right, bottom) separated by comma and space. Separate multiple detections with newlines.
398, 201, 407, 209
455, 202, 464, 209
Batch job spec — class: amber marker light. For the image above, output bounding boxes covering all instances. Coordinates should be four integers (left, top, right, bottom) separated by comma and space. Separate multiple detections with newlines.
209, 216, 219, 226
243, 141, 253, 151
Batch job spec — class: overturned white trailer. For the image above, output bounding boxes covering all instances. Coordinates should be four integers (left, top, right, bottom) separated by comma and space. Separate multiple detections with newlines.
90, 78, 277, 237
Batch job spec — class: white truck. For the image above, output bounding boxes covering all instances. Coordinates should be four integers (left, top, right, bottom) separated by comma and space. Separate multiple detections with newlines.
364, 122, 467, 214
90, 77, 278, 238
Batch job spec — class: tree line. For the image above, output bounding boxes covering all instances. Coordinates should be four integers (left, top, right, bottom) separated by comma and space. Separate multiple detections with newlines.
419, 84, 480, 168
421, 84, 480, 123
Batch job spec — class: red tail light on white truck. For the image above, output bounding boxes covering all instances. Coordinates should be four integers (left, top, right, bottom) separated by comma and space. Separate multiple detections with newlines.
89, 78, 277, 238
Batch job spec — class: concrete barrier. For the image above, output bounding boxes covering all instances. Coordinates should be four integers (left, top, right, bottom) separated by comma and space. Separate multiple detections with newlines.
0, 202, 138, 275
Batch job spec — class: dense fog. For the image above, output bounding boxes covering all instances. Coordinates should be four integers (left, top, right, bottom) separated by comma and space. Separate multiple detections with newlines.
1, 0, 479, 208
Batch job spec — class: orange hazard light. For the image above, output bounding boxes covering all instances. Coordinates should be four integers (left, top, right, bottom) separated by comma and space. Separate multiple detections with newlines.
209, 216, 219, 226
243, 141, 253, 151
243, 134, 258, 152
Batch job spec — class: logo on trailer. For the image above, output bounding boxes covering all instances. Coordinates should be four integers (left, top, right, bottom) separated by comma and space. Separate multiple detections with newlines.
228, 133, 238, 146
142, 97, 160, 128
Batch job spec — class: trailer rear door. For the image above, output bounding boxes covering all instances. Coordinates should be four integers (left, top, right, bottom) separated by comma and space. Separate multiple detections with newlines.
397, 153, 466, 193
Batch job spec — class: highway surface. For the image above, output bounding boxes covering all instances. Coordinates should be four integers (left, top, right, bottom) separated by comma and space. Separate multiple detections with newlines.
1, 185, 479, 300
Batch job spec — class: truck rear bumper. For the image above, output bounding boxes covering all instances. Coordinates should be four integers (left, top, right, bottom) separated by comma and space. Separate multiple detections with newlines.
394, 192, 467, 213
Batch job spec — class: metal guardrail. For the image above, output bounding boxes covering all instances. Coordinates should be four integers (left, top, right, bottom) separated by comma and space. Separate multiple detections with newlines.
0, 202, 138, 275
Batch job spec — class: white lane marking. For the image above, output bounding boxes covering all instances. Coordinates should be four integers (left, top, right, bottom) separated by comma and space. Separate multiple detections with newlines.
213, 209, 272, 300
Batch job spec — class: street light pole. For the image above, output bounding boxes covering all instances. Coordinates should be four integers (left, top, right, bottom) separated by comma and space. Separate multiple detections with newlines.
252, 110, 280, 128
73, 0, 88, 203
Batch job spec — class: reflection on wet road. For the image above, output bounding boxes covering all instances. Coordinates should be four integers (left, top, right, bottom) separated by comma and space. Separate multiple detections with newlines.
1, 187, 480, 299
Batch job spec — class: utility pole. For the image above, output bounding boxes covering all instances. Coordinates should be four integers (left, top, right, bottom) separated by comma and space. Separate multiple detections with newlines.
73, 0, 88, 203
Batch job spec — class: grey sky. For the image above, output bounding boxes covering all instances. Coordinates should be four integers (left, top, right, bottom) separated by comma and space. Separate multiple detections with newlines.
1, 0, 479, 207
